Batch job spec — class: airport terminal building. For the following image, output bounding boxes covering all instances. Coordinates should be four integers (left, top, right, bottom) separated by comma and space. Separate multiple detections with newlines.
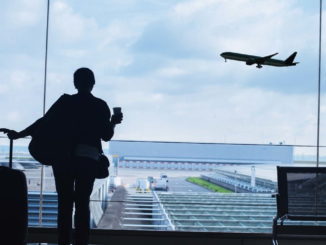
108, 141, 293, 170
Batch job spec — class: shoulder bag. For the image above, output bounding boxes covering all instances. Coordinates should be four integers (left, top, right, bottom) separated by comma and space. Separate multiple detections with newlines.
28, 94, 74, 165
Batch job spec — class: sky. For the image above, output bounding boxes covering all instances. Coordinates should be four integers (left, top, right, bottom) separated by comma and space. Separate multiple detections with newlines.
1, 0, 326, 152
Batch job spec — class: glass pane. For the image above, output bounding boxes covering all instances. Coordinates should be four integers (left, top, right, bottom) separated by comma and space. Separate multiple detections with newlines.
0, 0, 45, 133
0, 136, 10, 167
12, 138, 53, 227
287, 171, 326, 217
45, 0, 320, 145
0, 0, 48, 229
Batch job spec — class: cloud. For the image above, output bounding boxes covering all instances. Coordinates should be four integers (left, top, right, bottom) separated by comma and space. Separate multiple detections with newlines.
9, 70, 31, 89
155, 66, 188, 77
131, 21, 193, 58
0, 84, 9, 95
6, 111, 22, 123
133, 0, 315, 57
3, 0, 44, 28
171, 0, 316, 53
51, 1, 98, 43
113, 83, 319, 145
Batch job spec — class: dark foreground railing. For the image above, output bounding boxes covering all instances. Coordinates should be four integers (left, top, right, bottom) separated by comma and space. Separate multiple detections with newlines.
26, 228, 326, 245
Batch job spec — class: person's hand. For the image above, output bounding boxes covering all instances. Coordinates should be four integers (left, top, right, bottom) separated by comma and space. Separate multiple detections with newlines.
111, 113, 123, 125
0, 128, 21, 140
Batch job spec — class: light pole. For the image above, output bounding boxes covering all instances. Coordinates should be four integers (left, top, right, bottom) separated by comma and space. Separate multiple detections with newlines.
317, 0, 322, 168
39, 0, 51, 226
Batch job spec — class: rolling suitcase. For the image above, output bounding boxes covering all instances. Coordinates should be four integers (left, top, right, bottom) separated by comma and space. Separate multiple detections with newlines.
0, 140, 28, 245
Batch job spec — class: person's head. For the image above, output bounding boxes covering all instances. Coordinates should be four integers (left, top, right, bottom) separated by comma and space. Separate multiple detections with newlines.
73, 67, 95, 92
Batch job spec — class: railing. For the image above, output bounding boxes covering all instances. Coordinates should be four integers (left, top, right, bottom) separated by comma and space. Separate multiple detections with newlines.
25, 227, 326, 245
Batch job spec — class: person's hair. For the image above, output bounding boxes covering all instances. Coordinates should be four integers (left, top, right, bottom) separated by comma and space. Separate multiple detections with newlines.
73, 67, 95, 89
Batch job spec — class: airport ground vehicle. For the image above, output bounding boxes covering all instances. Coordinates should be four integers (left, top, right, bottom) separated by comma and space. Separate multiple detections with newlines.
136, 178, 150, 192
154, 178, 168, 191
147, 176, 154, 183
160, 173, 168, 182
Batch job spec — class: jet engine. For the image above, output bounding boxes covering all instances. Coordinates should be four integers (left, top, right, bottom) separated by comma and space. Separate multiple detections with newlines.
246, 60, 255, 65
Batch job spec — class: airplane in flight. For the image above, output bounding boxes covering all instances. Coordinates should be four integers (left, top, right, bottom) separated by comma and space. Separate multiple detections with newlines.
220, 51, 299, 68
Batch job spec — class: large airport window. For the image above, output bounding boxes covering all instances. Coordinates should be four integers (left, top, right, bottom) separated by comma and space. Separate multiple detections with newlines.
0, 0, 325, 237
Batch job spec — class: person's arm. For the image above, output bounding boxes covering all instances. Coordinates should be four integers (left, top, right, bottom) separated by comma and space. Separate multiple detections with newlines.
101, 102, 123, 141
0, 117, 43, 140
17, 118, 43, 137
101, 103, 115, 142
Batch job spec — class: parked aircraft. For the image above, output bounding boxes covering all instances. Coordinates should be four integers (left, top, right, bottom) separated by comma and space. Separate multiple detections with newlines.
220, 52, 298, 68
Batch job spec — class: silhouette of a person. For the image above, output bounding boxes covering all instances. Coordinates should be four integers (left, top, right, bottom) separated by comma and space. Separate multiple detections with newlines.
4, 68, 123, 245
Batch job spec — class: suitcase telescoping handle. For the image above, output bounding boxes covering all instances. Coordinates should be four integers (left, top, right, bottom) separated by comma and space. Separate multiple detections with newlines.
9, 139, 13, 169
0, 128, 13, 169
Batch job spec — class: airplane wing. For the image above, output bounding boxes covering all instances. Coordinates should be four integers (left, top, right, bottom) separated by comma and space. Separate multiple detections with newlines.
263, 53, 278, 59
245, 53, 278, 66
251, 53, 279, 68
255, 53, 278, 63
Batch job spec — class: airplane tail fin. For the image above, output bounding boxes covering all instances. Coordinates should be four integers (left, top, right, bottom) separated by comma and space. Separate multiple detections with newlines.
285, 52, 297, 64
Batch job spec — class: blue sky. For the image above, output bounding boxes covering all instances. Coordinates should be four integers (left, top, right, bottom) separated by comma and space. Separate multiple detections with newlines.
0, 0, 325, 149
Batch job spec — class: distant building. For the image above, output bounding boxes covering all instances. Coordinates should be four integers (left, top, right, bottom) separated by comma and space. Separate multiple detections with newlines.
108, 141, 293, 171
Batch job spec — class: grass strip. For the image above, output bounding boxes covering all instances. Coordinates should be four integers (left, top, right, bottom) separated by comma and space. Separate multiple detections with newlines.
187, 177, 233, 193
